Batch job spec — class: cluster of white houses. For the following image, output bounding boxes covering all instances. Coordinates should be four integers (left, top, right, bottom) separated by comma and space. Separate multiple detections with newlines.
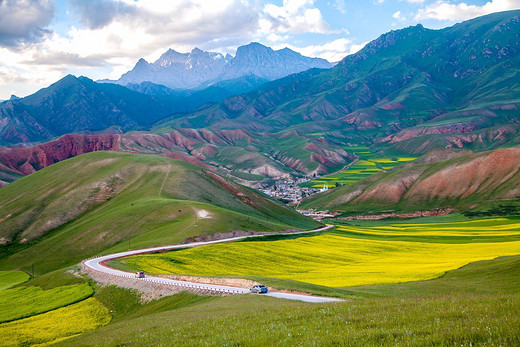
261, 178, 327, 204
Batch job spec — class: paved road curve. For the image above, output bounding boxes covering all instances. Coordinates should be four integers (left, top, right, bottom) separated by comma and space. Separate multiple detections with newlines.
82, 225, 343, 303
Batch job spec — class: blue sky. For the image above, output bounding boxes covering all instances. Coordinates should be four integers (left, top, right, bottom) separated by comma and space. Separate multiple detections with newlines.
0, 0, 519, 99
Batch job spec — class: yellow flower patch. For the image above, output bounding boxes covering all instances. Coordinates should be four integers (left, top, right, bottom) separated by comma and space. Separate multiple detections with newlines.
0, 298, 110, 346
125, 232, 520, 288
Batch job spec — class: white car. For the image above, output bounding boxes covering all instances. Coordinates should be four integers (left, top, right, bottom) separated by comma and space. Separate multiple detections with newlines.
250, 284, 268, 293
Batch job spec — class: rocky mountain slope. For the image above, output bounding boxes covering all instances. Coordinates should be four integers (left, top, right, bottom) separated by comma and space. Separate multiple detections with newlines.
0, 128, 352, 186
301, 146, 520, 213
110, 42, 331, 89
0, 75, 172, 145
165, 10, 520, 153
0, 74, 271, 146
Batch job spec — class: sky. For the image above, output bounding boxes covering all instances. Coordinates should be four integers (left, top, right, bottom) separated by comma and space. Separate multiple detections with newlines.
0, 0, 519, 100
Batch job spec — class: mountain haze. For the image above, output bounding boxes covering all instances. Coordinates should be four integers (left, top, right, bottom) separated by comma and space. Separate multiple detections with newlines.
0, 75, 172, 145
0, 75, 268, 146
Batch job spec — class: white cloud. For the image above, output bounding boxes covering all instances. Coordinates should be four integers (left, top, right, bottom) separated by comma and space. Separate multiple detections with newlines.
273, 38, 362, 62
266, 33, 290, 42
392, 10, 407, 22
69, 0, 136, 30
260, 0, 336, 34
0, 0, 347, 99
332, 0, 347, 14
0, 0, 261, 98
347, 41, 368, 55
0, 46, 68, 97
415, 0, 520, 21
402, 0, 424, 4
0, 0, 55, 47
50, 0, 260, 63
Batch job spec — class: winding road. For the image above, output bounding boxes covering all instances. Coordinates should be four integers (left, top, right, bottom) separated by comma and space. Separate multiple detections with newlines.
82, 225, 343, 303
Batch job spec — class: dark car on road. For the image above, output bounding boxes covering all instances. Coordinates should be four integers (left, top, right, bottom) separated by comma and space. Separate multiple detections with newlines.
250, 284, 268, 293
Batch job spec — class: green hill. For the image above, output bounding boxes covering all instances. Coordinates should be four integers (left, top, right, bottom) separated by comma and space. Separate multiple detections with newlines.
0, 151, 319, 274
301, 146, 520, 213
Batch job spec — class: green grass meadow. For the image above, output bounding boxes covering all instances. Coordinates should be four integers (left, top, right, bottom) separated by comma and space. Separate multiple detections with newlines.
0, 152, 519, 345
0, 283, 93, 323
1, 215, 519, 346
62, 254, 520, 346
0, 271, 30, 291
0, 272, 109, 346
119, 216, 520, 288
0, 151, 319, 275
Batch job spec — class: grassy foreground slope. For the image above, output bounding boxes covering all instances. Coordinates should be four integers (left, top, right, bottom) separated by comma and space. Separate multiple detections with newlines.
0, 151, 319, 274
301, 146, 520, 213
62, 254, 520, 346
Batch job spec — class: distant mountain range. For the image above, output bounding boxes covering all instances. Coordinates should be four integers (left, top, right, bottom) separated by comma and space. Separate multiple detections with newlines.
104, 42, 332, 90
1, 10, 519, 184
167, 10, 520, 154
0, 42, 332, 146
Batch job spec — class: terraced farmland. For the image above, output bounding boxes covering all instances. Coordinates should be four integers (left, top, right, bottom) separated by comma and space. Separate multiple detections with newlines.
121, 217, 520, 287
0, 298, 110, 346
303, 146, 416, 188
0, 276, 109, 346
0, 283, 93, 323
331, 217, 520, 243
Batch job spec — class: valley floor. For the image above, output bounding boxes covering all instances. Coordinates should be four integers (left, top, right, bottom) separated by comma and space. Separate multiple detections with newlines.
1, 214, 519, 346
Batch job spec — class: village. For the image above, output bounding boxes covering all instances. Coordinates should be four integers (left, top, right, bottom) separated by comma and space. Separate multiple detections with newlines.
260, 178, 338, 220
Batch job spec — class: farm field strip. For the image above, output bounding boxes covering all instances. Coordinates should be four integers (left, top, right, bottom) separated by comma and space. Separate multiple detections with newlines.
123, 218, 520, 288
0, 271, 30, 291
0, 297, 110, 347
0, 283, 93, 323
305, 146, 417, 188
0, 273, 107, 345
335, 218, 520, 238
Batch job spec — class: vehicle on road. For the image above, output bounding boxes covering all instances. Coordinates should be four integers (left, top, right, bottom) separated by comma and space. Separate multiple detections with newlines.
135, 271, 145, 278
250, 284, 268, 293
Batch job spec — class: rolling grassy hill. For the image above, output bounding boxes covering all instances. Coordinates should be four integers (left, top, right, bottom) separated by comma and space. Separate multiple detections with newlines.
301, 145, 520, 213
0, 151, 319, 274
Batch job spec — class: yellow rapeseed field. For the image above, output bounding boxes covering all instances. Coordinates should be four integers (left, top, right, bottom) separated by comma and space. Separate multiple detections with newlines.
0, 298, 110, 346
125, 231, 520, 287
341, 218, 520, 238
0, 283, 93, 323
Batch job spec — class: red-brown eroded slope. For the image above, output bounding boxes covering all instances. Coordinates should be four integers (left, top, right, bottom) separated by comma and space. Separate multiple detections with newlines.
404, 147, 520, 202
0, 134, 122, 175
302, 146, 520, 212
353, 147, 520, 206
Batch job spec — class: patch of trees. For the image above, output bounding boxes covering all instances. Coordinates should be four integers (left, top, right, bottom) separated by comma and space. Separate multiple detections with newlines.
463, 203, 520, 217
